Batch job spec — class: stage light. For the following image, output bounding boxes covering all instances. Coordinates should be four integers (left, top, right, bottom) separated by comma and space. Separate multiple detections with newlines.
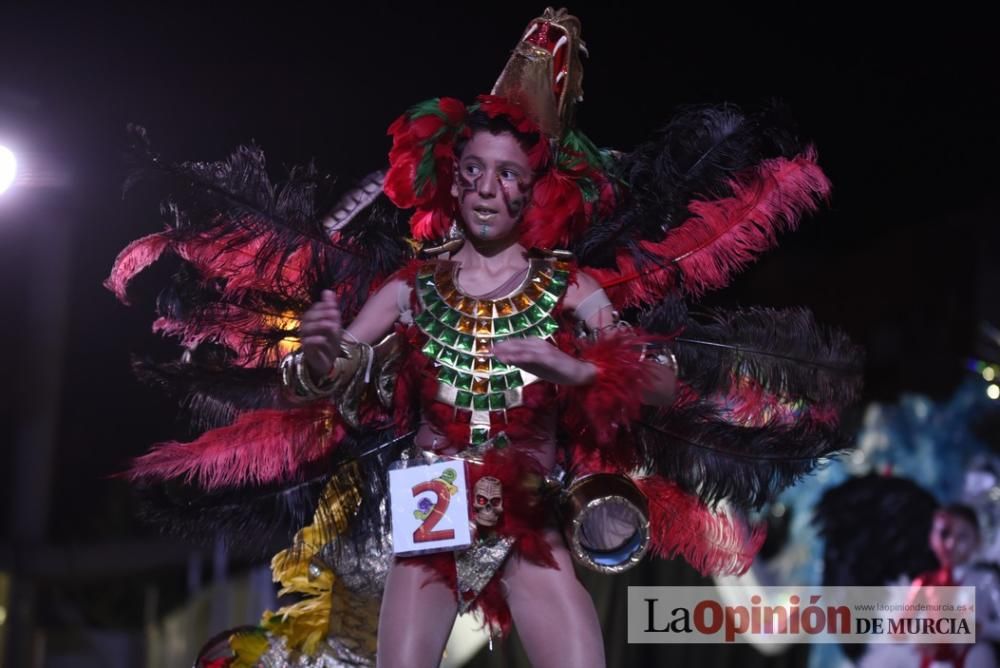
0, 145, 16, 195
988, 384, 1000, 401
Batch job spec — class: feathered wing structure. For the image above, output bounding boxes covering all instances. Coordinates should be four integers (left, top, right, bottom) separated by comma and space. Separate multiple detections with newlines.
639, 401, 850, 510
108, 127, 410, 420
558, 297, 862, 574
130, 356, 282, 433
111, 127, 410, 311
671, 306, 862, 410
631, 298, 863, 510
133, 469, 330, 557
137, 437, 396, 560
108, 129, 411, 552
573, 103, 865, 563
579, 104, 831, 308
558, 294, 863, 574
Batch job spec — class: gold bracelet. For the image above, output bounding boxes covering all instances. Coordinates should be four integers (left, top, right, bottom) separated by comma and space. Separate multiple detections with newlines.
279, 338, 372, 401
280, 350, 337, 399
296, 352, 338, 397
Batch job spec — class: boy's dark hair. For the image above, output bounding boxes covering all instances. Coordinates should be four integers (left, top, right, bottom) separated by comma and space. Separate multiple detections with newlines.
454, 110, 542, 160
937, 503, 980, 536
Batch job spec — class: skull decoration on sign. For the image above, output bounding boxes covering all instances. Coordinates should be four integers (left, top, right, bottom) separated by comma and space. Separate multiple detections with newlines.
472, 476, 503, 527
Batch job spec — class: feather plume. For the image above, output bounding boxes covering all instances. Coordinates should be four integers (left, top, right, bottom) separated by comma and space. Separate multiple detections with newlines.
636, 476, 767, 576
128, 403, 345, 490
638, 389, 850, 510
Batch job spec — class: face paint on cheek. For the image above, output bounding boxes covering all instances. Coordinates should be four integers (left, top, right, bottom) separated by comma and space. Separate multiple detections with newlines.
456, 168, 479, 203
499, 174, 530, 218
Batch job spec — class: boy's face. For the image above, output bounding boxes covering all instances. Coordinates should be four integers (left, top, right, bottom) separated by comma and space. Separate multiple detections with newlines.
929, 511, 979, 568
451, 130, 533, 243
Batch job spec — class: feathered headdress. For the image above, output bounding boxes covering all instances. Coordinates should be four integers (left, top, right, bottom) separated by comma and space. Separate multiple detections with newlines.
384, 8, 615, 250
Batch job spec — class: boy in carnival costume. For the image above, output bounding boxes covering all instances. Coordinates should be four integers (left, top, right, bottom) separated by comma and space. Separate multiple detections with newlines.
107, 8, 863, 667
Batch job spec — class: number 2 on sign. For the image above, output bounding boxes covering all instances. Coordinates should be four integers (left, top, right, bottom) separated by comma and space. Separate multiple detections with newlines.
412, 478, 455, 542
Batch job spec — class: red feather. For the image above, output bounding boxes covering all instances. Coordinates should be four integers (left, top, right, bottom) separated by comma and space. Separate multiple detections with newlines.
385, 99, 465, 206
174, 225, 312, 297
104, 232, 170, 304
561, 331, 659, 467
407, 552, 518, 633
721, 374, 842, 429
590, 150, 830, 308
636, 476, 766, 576
476, 95, 545, 145
408, 200, 454, 241
151, 307, 280, 368
105, 223, 315, 307
128, 403, 345, 490
520, 169, 586, 250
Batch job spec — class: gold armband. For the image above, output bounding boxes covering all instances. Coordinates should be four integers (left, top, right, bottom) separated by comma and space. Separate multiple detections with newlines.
280, 334, 403, 429
280, 341, 367, 400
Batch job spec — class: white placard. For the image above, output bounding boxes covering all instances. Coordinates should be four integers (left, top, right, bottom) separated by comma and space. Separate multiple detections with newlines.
389, 460, 472, 556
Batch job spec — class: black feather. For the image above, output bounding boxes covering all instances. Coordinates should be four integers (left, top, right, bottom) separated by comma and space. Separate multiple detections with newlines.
575, 102, 803, 268
639, 400, 850, 510
131, 356, 282, 433
132, 429, 410, 559
642, 300, 864, 408
126, 128, 412, 319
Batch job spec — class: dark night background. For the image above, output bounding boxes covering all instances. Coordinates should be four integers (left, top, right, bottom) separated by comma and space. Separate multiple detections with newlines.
1, 3, 997, 666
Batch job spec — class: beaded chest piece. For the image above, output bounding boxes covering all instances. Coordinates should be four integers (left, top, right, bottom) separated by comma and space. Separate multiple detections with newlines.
413, 258, 571, 445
